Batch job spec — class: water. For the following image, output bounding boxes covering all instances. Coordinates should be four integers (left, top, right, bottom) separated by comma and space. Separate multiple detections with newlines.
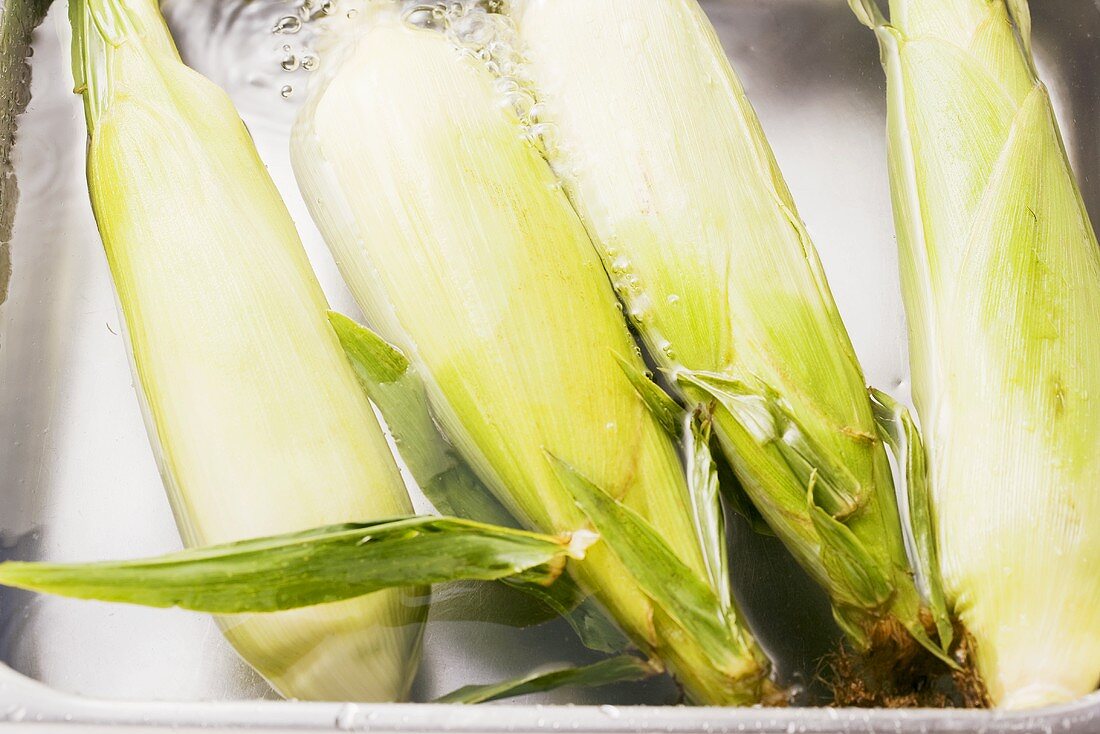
1, 0, 1098, 709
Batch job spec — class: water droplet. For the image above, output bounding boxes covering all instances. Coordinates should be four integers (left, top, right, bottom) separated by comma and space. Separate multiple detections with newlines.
599, 705, 620, 719
526, 122, 559, 153
335, 703, 359, 730
273, 15, 302, 34
605, 422, 616, 431
280, 85, 294, 99
301, 54, 320, 71
666, 293, 680, 304
504, 90, 535, 121
280, 53, 300, 72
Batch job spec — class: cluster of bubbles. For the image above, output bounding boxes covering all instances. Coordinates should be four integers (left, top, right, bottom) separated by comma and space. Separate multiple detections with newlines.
397, 1, 672, 341
399, 1, 561, 161
267, 0, 669, 343
271, 0, 353, 98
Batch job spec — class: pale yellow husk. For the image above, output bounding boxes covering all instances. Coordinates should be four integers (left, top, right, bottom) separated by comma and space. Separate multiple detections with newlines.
855, 0, 1100, 708
74, 0, 424, 701
291, 13, 767, 704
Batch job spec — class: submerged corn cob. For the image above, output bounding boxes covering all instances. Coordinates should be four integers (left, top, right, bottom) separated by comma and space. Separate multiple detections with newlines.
291, 10, 768, 705
513, 0, 948, 658
852, 0, 1100, 709
71, 0, 424, 701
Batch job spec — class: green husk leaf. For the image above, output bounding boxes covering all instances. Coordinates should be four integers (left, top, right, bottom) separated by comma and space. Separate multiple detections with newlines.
807, 495, 892, 620
679, 370, 864, 519
331, 313, 628, 652
683, 409, 730, 610
547, 454, 754, 675
870, 388, 953, 652
426, 578, 626, 657
435, 654, 658, 704
0, 516, 594, 613
613, 352, 683, 436
500, 574, 631, 654
329, 311, 516, 528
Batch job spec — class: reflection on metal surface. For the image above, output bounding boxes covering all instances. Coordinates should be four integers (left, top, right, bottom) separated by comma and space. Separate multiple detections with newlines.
0, 0, 51, 305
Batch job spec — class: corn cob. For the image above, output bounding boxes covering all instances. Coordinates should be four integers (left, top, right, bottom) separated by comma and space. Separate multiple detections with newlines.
70, 0, 424, 701
853, 0, 1100, 708
291, 10, 768, 704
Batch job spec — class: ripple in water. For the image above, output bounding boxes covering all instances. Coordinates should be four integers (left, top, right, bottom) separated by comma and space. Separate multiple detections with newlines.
159, 0, 325, 129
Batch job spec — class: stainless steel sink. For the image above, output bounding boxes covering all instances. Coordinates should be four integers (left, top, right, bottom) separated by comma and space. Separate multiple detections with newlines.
0, 0, 1097, 730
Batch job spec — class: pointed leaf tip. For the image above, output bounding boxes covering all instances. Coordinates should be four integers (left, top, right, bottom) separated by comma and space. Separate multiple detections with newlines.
328, 310, 410, 384
848, 0, 885, 28
612, 352, 683, 436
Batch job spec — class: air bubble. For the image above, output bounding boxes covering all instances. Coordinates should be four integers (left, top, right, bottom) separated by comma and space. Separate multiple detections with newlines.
280, 85, 294, 98
525, 122, 559, 155
273, 15, 302, 34
335, 703, 359, 730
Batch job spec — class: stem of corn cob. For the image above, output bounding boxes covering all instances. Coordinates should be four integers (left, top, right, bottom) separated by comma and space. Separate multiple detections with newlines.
69, 0, 425, 701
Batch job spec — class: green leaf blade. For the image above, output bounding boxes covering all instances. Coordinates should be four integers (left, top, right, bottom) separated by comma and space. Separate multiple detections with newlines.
547, 454, 760, 680
0, 516, 592, 614
329, 311, 517, 528
435, 655, 658, 705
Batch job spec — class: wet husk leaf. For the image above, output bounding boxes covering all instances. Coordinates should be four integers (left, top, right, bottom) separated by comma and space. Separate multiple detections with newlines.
331, 312, 629, 654
436, 654, 658, 704
292, 9, 768, 704
67, 0, 424, 701
0, 516, 593, 612
852, 0, 1100, 708
513, 0, 948, 665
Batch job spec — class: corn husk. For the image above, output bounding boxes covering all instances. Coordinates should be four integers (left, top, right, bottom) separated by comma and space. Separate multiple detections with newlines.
514, 0, 947, 658
291, 11, 768, 705
70, 0, 424, 701
853, 0, 1100, 709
